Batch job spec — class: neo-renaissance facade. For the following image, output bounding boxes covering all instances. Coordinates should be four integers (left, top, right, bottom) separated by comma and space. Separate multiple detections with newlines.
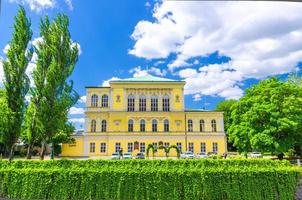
61, 75, 227, 157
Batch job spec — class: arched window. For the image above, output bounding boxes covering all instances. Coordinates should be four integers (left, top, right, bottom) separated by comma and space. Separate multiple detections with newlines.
139, 95, 146, 111
162, 95, 170, 111
128, 119, 134, 132
188, 119, 193, 132
101, 94, 108, 107
101, 120, 107, 132
91, 120, 96, 132
211, 119, 217, 132
152, 119, 157, 132
151, 95, 158, 111
200, 119, 205, 132
164, 119, 169, 132
91, 94, 98, 107
128, 95, 135, 112
140, 119, 145, 132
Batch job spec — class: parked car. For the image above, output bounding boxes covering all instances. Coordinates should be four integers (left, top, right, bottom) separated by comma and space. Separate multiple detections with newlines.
111, 152, 120, 160
135, 152, 145, 159
207, 152, 218, 158
123, 153, 133, 160
195, 152, 208, 159
180, 151, 195, 159
250, 152, 262, 158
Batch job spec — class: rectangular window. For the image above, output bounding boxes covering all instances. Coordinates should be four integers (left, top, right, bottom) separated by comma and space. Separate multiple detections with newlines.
200, 142, 206, 153
164, 142, 170, 148
100, 143, 106, 153
189, 142, 194, 153
89, 142, 95, 153
140, 142, 145, 153
128, 143, 133, 153
115, 142, 121, 153
213, 142, 218, 153
151, 98, 158, 111
176, 142, 182, 153
162, 98, 170, 111
139, 98, 146, 111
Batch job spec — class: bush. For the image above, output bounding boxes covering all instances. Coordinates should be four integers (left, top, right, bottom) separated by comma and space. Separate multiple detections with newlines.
0, 159, 300, 200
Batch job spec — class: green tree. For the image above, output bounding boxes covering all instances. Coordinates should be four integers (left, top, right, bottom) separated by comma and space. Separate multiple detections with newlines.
34, 15, 79, 159
0, 90, 12, 155
228, 78, 302, 156
2, 7, 32, 161
215, 99, 237, 151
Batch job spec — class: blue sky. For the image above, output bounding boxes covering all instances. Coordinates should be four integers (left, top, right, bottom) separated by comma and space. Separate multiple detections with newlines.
1, 0, 302, 129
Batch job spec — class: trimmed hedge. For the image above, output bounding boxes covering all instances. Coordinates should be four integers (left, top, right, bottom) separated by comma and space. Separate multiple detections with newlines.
0, 159, 300, 200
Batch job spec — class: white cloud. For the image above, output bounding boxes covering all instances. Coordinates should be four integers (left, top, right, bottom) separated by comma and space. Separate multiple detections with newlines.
9, 0, 56, 12
78, 95, 86, 104
178, 68, 197, 78
193, 94, 201, 101
9, 0, 73, 12
69, 107, 85, 115
3, 44, 10, 54
71, 42, 82, 55
130, 1, 302, 99
129, 66, 167, 77
102, 77, 121, 87
69, 118, 85, 124
0, 60, 4, 86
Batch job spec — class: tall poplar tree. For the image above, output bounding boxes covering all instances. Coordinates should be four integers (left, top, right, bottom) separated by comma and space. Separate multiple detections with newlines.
26, 15, 79, 159
2, 7, 32, 161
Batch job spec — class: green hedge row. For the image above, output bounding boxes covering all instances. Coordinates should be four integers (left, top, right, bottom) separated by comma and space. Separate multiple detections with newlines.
0, 159, 291, 170
0, 167, 299, 200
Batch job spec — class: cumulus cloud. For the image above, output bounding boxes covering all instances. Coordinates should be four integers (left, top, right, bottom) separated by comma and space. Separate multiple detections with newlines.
129, 66, 167, 77
69, 118, 85, 124
102, 77, 121, 87
78, 96, 87, 104
193, 94, 201, 101
69, 107, 85, 115
9, 0, 73, 12
130, 1, 302, 99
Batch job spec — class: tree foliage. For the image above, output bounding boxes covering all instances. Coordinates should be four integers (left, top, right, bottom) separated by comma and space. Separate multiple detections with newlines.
215, 99, 237, 151
228, 78, 302, 155
1, 7, 32, 161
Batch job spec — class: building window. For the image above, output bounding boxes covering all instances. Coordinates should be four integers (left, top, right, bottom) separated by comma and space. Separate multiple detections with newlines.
90, 142, 95, 153
151, 95, 158, 111
140, 142, 145, 153
176, 142, 182, 153
128, 143, 133, 152
164, 142, 170, 148
128, 95, 135, 112
101, 94, 108, 107
164, 119, 169, 132
213, 142, 218, 153
128, 119, 134, 132
201, 143, 206, 153
101, 120, 107, 132
162, 95, 170, 111
200, 119, 205, 132
152, 119, 157, 132
139, 95, 146, 112
189, 142, 194, 152
188, 119, 193, 132
211, 119, 217, 132
140, 119, 145, 132
100, 143, 106, 153
91, 94, 98, 107
91, 120, 96, 132
115, 142, 121, 153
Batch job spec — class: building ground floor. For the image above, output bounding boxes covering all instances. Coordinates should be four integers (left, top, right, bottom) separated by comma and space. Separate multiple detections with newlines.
61, 133, 227, 157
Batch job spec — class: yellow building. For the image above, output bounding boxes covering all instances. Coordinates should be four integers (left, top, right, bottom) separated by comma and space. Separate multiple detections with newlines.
62, 75, 227, 157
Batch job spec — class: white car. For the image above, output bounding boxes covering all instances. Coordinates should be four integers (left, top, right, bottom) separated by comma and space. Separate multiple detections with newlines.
180, 151, 195, 159
195, 152, 208, 159
250, 152, 262, 158
111, 152, 120, 160
123, 153, 132, 160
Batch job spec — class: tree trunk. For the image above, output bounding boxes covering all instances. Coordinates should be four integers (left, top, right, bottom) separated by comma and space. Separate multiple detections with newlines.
26, 144, 32, 159
50, 142, 54, 160
8, 145, 15, 162
40, 142, 45, 160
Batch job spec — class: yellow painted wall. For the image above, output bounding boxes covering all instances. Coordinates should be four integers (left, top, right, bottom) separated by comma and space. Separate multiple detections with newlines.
61, 137, 84, 156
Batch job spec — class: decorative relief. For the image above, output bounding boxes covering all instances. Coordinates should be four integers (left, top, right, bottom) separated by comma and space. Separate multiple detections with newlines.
116, 95, 121, 102
114, 120, 121, 125
175, 120, 182, 126
175, 95, 180, 102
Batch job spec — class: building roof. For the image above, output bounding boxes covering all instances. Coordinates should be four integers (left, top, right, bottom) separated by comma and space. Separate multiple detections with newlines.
110, 74, 184, 83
